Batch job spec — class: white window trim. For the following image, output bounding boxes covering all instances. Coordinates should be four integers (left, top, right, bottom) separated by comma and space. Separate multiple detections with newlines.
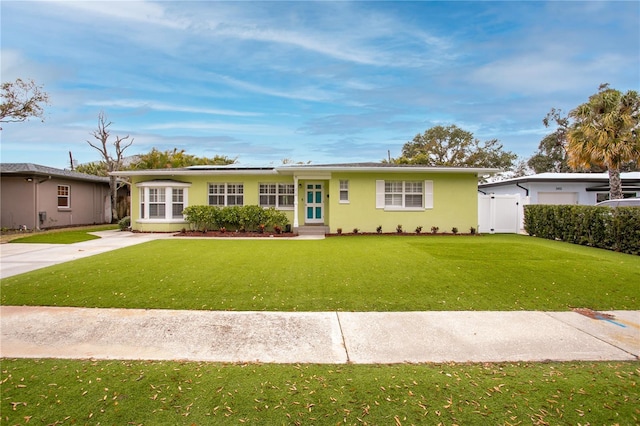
208, 182, 244, 207
136, 181, 191, 223
259, 182, 295, 210
339, 180, 350, 204
57, 184, 70, 209
375, 180, 433, 211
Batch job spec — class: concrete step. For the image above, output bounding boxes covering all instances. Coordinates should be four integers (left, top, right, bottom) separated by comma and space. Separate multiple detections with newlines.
297, 226, 329, 236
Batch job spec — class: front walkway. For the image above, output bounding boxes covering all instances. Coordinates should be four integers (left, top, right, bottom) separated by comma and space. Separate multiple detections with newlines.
1, 306, 638, 363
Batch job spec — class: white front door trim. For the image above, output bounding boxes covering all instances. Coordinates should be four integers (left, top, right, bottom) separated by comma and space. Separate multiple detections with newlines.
305, 181, 324, 224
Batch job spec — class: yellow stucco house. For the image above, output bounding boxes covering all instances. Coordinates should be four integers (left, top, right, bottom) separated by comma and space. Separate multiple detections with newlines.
113, 162, 497, 235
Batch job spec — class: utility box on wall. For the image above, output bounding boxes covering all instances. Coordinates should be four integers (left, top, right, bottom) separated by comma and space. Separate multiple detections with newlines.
39, 211, 47, 223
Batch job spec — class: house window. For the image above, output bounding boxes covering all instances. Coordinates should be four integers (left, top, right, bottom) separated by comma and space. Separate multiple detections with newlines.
148, 188, 166, 218
376, 180, 433, 210
278, 183, 295, 208
137, 181, 190, 222
259, 183, 294, 209
57, 185, 70, 208
385, 181, 422, 207
209, 183, 243, 206
259, 184, 277, 207
597, 192, 637, 203
339, 180, 349, 203
172, 188, 184, 219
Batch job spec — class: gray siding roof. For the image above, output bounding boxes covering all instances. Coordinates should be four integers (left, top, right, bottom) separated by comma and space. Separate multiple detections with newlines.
0, 163, 110, 184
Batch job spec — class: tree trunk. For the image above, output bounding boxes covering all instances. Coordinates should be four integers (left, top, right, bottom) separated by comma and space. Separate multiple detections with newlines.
609, 168, 623, 200
109, 175, 119, 222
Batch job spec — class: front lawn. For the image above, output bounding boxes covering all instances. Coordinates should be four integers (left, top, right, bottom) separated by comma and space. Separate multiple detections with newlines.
1, 235, 638, 311
5, 225, 118, 244
1, 359, 637, 425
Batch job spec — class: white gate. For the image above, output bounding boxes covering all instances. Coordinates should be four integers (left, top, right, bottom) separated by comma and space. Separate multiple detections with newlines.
478, 194, 522, 234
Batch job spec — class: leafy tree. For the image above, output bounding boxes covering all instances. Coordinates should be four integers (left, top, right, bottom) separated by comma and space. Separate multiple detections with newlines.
555, 85, 640, 199
390, 125, 516, 169
87, 112, 133, 221
132, 148, 235, 169
281, 158, 311, 165
527, 133, 572, 174
0, 78, 49, 128
75, 161, 108, 176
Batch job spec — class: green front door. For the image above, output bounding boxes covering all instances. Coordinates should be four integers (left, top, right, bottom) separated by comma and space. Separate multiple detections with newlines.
305, 182, 324, 223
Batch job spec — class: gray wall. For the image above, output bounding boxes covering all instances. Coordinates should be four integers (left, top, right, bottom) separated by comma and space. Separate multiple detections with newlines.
1, 177, 111, 230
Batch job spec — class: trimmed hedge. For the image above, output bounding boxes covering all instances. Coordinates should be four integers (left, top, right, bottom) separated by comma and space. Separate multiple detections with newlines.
182, 205, 289, 232
524, 204, 640, 255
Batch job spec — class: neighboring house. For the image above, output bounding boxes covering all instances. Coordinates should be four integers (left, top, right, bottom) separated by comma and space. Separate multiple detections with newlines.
0, 163, 113, 230
479, 172, 640, 205
477, 172, 640, 233
112, 163, 497, 234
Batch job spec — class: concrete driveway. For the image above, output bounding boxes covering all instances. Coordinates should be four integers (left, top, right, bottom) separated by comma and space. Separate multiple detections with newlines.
0, 230, 171, 278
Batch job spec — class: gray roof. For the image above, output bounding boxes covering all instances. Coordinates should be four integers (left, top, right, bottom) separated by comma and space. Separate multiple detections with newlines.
0, 163, 111, 183
114, 162, 499, 177
480, 172, 640, 189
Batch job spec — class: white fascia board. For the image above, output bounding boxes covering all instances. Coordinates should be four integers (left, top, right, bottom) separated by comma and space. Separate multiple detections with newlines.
276, 166, 500, 174
112, 169, 279, 177
135, 180, 192, 187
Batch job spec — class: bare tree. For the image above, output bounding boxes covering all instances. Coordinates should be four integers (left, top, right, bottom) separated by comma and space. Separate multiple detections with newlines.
87, 112, 133, 221
0, 78, 50, 129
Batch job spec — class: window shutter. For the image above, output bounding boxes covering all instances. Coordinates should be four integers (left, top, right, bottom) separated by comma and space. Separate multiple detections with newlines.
375, 180, 385, 208
424, 180, 433, 209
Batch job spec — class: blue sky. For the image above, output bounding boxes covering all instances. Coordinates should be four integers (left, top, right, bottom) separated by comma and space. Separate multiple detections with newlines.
1, 1, 638, 169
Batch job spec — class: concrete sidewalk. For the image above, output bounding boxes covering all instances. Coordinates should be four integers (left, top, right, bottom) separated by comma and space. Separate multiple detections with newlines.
1, 306, 638, 363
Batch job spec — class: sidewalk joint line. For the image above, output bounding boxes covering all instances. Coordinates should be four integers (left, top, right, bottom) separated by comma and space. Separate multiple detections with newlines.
335, 312, 350, 363
542, 312, 639, 361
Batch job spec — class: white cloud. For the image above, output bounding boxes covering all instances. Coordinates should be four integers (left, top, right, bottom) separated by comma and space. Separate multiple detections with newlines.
211, 74, 336, 103
144, 121, 294, 136
469, 50, 632, 96
45, 0, 189, 29
85, 99, 263, 117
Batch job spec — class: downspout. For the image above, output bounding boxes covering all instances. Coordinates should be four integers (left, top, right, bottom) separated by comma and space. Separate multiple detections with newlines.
293, 176, 299, 229
516, 182, 529, 196
35, 176, 51, 230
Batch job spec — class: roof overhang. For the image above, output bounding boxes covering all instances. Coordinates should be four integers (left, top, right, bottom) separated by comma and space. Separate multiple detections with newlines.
135, 179, 192, 187
480, 172, 640, 189
276, 165, 499, 174
113, 168, 279, 177
2, 163, 111, 184
113, 164, 500, 177
586, 184, 640, 192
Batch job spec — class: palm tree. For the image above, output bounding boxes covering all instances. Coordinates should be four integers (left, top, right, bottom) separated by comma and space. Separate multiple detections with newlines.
566, 85, 640, 199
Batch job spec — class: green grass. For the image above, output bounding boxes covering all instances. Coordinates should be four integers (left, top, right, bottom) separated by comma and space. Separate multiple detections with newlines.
1, 235, 638, 311
7, 225, 118, 244
1, 359, 638, 425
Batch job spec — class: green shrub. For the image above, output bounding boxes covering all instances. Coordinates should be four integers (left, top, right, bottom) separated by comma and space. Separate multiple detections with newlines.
220, 205, 242, 230
524, 204, 640, 255
239, 205, 266, 231
118, 216, 131, 231
182, 205, 221, 231
183, 205, 289, 233
264, 207, 289, 230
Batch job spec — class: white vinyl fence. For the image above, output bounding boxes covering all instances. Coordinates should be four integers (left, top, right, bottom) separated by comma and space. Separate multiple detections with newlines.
478, 194, 523, 234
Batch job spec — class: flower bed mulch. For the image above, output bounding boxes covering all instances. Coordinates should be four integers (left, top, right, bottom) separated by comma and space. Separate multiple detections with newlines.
327, 232, 477, 237
174, 230, 296, 238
